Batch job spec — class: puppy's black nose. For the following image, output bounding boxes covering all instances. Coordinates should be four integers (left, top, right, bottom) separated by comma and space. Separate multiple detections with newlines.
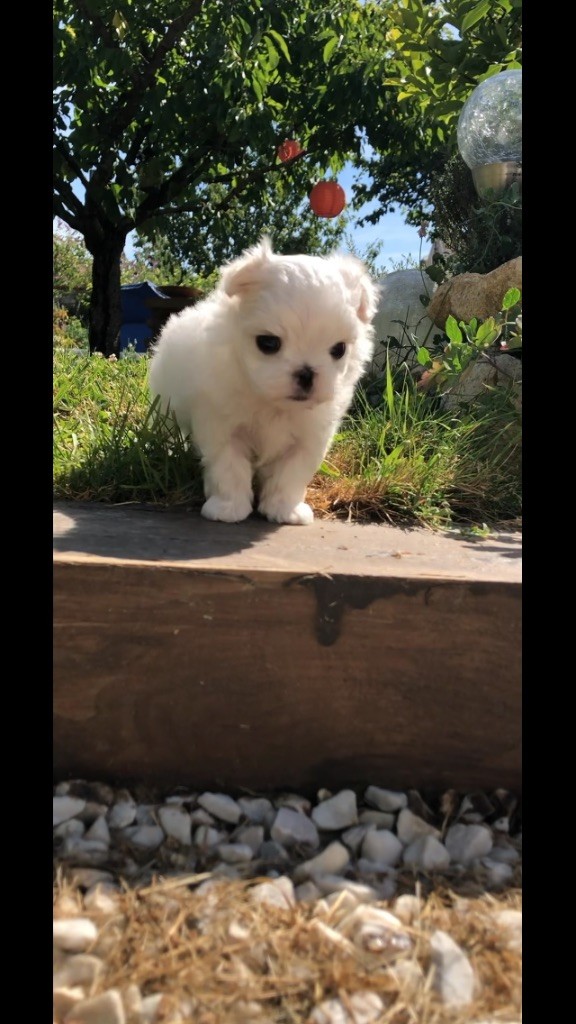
294, 365, 315, 392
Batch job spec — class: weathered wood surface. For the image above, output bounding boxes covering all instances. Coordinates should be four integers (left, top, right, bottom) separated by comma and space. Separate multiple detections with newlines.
54, 503, 521, 793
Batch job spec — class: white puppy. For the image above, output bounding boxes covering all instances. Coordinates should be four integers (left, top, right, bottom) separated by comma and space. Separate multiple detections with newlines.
149, 238, 378, 525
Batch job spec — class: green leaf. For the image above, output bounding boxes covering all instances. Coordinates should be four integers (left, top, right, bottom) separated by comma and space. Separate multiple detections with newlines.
445, 316, 463, 344
417, 347, 433, 367
461, 0, 491, 34
323, 35, 339, 63
262, 35, 280, 69
475, 317, 498, 344
502, 287, 521, 310
266, 30, 290, 63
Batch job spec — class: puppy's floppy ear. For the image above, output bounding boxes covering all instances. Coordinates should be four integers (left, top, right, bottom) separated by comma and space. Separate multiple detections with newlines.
220, 236, 274, 297
329, 254, 379, 324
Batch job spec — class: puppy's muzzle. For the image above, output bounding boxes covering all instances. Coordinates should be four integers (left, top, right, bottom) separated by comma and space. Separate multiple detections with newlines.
292, 365, 315, 400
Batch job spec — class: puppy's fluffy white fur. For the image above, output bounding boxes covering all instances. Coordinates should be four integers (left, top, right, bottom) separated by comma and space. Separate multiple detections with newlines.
149, 238, 378, 525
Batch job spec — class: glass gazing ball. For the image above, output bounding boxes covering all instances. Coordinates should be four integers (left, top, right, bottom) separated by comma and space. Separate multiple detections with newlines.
457, 69, 522, 170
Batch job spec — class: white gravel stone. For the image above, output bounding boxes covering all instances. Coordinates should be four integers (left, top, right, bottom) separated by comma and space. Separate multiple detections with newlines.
69, 869, 114, 890
197, 792, 241, 823
237, 796, 274, 823
234, 825, 265, 853
216, 842, 254, 864
276, 793, 312, 814
311, 789, 358, 830
403, 835, 450, 871
430, 929, 476, 1006
315, 877, 378, 903
134, 804, 156, 826
396, 808, 440, 844
295, 841, 350, 881
189, 808, 215, 826
79, 803, 110, 827
393, 894, 422, 925
482, 858, 514, 886
311, 990, 384, 1023
364, 786, 407, 812
107, 797, 136, 830
271, 807, 320, 848
194, 825, 224, 848
158, 805, 192, 845
295, 881, 322, 902
54, 796, 87, 827
140, 993, 164, 1022
341, 825, 370, 854
445, 823, 493, 866
125, 824, 164, 849
361, 829, 403, 866
55, 819, 86, 840
389, 958, 425, 997
83, 885, 119, 916
338, 905, 411, 956
54, 954, 104, 990
54, 986, 85, 1021
64, 988, 126, 1023
494, 909, 522, 952
358, 809, 395, 829
54, 918, 99, 953
488, 842, 520, 864
84, 817, 110, 845
250, 876, 296, 909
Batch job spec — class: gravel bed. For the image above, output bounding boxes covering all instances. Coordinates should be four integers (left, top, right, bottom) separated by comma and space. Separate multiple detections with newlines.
53, 779, 522, 1024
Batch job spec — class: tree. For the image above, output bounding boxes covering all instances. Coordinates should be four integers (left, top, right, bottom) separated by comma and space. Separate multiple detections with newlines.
53, 1, 521, 355
53, 0, 386, 354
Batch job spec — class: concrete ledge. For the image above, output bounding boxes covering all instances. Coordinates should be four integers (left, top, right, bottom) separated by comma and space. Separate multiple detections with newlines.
54, 503, 521, 793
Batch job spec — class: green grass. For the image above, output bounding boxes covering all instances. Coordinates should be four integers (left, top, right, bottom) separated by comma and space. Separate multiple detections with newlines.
53, 349, 521, 529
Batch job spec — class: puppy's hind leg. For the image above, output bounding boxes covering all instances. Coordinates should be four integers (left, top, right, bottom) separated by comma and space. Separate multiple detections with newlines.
200, 443, 254, 523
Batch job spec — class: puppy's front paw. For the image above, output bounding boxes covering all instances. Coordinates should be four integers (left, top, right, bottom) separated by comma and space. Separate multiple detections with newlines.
260, 500, 314, 526
201, 495, 253, 523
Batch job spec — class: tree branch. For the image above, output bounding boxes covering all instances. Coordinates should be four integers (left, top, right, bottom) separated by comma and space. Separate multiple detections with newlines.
54, 138, 91, 192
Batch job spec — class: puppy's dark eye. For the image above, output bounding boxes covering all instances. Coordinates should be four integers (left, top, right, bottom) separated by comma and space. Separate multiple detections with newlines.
330, 341, 346, 360
256, 334, 282, 355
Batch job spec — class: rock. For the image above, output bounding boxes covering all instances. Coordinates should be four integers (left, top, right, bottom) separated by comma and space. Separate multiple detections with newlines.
158, 805, 192, 845
64, 989, 126, 1023
316, 877, 378, 903
337, 905, 411, 957
364, 786, 407, 812
358, 810, 395, 829
494, 909, 522, 952
234, 825, 265, 854
310, 991, 384, 1024
396, 809, 440, 845
61, 836, 110, 866
216, 843, 254, 864
482, 858, 514, 887
430, 930, 476, 1007
197, 792, 241, 824
84, 817, 110, 845
54, 918, 99, 953
55, 819, 86, 840
276, 793, 312, 814
120, 985, 142, 1017
125, 824, 164, 849
83, 885, 119, 916
237, 797, 274, 823
389, 958, 425, 997
271, 807, 320, 848
427, 256, 522, 329
78, 803, 110, 827
311, 789, 358, 830
294, 841, 349, 881
54, 954, 104, 989
371, 270, 438, 372
361, 829, 403, 867
393, 894, 422, 925
295, 881, 322, 903
250, 876, 296, 910
445, 823, 493, 866
193, 825, 223, 848
489, 842, 520, 864
140, 993, 164, 1022
259, 839, 291, 865
69, 869, 114, 890
107, 796, 136, 830
189, 808, 215, 826
442, 352, 522, 411
403, 835, 450, 871
54, 987, 85, 1021
134, 804, 156, 826
54, 796, 87, 827
340, 825, 369, 854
